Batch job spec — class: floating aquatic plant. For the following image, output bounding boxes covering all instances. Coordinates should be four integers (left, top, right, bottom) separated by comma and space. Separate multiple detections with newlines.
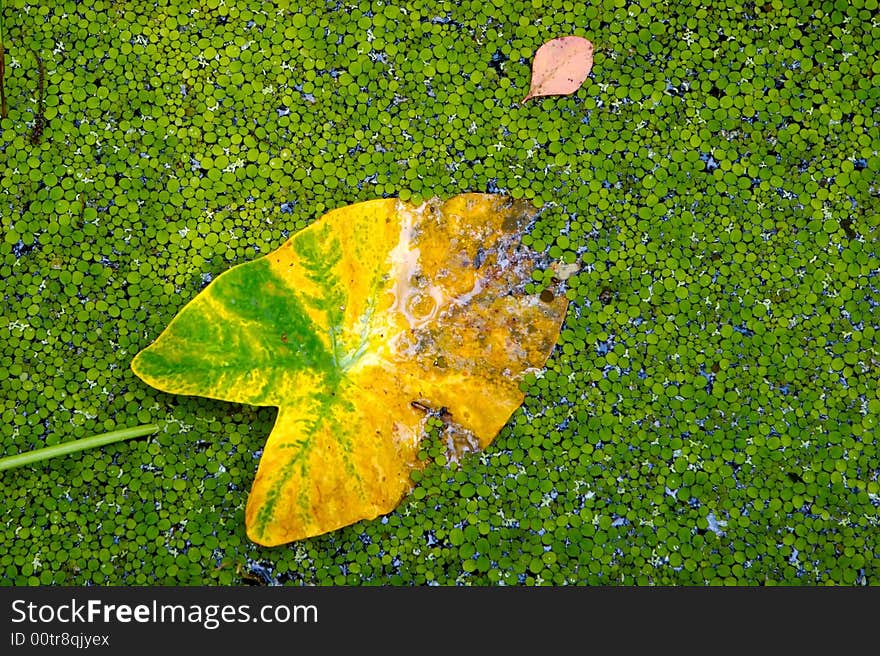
1, 0, 876, 586
0, 8, 6, 121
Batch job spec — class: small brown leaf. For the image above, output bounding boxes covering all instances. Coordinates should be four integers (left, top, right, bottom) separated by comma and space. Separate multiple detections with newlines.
522, 36, 594, 104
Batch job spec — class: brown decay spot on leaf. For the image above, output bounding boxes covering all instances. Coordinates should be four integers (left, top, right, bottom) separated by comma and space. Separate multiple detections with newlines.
408, 399, 477, 463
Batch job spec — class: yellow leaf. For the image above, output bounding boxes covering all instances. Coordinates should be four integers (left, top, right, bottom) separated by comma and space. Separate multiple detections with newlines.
131, 194, 569, 545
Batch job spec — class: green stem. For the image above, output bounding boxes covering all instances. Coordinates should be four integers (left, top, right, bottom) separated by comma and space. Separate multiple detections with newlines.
0, 423, 163, 472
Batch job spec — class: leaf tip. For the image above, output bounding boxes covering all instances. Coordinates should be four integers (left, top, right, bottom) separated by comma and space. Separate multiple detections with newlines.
129, 351, 144, 378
